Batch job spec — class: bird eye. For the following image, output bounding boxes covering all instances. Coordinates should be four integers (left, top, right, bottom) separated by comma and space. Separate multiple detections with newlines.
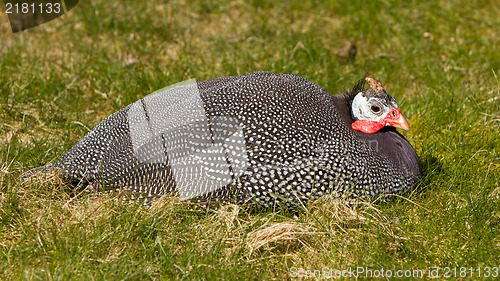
371, 105, 381, 113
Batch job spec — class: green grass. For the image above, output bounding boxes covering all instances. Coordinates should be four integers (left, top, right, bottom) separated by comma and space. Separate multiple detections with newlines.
1, 0, 499, 279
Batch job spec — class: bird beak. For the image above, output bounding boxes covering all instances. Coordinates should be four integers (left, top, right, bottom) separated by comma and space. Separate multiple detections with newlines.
383, 108, 410, 131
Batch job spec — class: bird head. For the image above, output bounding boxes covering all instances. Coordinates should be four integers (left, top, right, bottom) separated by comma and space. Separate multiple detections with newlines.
351, 77, 410, 134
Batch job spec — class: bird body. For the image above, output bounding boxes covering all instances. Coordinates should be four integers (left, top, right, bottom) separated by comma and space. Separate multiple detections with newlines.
53, 72, 421, 208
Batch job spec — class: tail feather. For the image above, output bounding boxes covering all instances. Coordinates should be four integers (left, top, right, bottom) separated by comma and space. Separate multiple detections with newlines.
20, 164, 57, 180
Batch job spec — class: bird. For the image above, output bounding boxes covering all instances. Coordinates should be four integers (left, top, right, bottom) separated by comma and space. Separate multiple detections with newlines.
47, 71, 421, 209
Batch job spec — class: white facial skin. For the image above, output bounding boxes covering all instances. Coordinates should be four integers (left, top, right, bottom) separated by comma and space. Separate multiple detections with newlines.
351, 92, 397, 123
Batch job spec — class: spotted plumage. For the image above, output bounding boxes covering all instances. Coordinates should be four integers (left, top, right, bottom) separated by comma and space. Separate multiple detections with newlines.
52, 71, 421, 208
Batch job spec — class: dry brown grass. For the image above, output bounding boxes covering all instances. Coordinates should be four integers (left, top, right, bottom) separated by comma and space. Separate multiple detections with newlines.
245, 221, 315, 256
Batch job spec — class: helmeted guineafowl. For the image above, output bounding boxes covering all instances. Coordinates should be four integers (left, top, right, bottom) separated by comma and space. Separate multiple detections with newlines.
46, 71, 421, 208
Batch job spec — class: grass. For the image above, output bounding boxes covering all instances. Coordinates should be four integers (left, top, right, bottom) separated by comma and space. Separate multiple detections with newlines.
1, 0, 499, 279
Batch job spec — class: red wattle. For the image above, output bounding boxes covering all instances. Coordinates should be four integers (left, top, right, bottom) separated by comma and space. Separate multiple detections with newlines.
352, 120, 385, 134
